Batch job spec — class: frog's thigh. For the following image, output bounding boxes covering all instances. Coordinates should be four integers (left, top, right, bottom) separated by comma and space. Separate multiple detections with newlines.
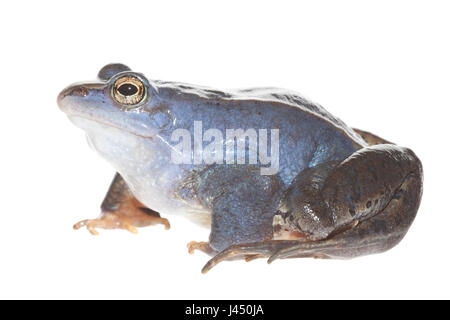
269, 145, 423, 262
269, 172, 423, 262
206, 167, 284, 253
332, 172, 423, 257
73, 173, 169, 235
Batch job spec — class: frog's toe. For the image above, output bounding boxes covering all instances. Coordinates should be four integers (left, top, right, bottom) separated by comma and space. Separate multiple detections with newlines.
158, 217, 171, 230
187, 241, 217, 256
267, 242, 330, 264
244, 254, 265, 262
73, 212, 139, 235
73, 219, 99, 235
201, 241, 294, 273
202, 245, 255, 273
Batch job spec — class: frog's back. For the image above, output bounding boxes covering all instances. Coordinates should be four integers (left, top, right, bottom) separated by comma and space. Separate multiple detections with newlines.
154, 82, 367, 184
232, 86, 365, 144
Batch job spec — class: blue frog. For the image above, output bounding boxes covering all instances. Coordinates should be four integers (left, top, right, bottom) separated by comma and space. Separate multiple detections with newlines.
57, 63, 423, 273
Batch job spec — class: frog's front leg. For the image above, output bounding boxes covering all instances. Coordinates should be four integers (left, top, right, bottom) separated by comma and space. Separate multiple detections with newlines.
188, 165, 285, 263
202, 144, 423, 273
73, 173, 170, 235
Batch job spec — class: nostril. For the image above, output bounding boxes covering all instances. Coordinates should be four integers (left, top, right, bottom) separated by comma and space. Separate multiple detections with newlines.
58, 86, 89, 102
71, 86, 89, 97
57, 85, 90, 108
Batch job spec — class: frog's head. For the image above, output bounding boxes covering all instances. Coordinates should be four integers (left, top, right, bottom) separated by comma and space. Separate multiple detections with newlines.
58, 63, 172, 140
58, 63, 177, 170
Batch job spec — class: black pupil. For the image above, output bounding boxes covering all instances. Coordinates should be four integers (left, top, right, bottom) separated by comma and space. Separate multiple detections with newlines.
118, 83, 138, 96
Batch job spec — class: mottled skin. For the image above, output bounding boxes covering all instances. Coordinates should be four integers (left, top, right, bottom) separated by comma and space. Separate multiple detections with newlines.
58, 64, 423, 273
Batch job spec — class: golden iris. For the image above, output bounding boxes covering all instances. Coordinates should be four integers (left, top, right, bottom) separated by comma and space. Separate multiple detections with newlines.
112, 76, 146, 106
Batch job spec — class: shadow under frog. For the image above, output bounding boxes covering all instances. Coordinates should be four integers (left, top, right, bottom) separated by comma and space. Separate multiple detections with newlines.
57, 63, 423, 273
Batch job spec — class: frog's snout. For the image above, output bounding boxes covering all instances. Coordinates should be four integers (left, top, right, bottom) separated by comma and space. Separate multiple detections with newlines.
57, 85, 88, 114
58, 85, 89, 102
57, 82, 106, 113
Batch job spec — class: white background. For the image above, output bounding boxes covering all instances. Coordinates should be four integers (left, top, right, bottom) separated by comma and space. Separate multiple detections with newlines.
1, 1, 449, 299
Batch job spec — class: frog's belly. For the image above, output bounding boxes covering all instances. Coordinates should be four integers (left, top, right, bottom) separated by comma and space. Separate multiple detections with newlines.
121, 170, 212, 228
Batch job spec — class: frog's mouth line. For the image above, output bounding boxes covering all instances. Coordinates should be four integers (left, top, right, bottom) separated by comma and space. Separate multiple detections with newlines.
67, 115, 154, 141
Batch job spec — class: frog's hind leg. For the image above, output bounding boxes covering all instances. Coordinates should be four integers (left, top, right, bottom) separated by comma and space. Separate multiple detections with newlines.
202, 171, 421, 273
267, 168, 423, 263
202, 144, 423, 273
73, 173, 170, 235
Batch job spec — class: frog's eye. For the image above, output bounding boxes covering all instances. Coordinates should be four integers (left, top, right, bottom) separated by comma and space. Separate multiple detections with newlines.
112, 76, 146, 107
